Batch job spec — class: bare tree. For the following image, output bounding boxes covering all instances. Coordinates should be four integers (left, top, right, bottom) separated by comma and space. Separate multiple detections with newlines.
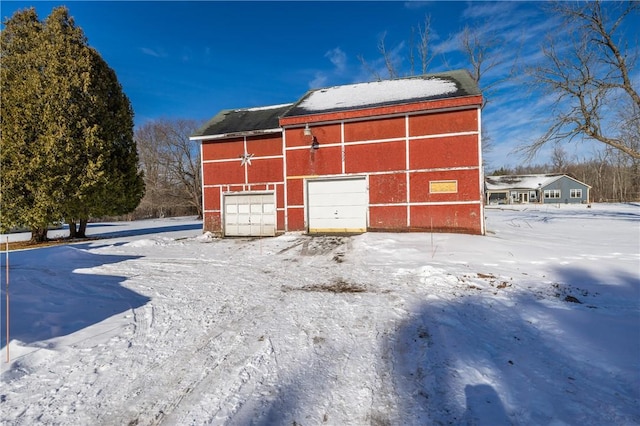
551, 146, 569, 173
359, 15, 434, 80
135, 119, 203, 219
378, 32, 399, 79
457, 24, 512, 156
410, 15, 433, 76
458, 25, 511, 110
526, 1, 640, 160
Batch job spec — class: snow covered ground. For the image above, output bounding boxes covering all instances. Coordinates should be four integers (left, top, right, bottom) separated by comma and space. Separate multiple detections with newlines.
1, 204, 638, 425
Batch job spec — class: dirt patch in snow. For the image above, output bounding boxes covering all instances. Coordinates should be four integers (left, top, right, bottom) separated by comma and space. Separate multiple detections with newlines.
283, 278, 366, 293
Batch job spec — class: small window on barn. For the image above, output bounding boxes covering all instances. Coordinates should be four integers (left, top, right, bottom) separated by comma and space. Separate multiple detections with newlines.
429, 180, 458, 194
544, 189, 561, 199
570, 189, 582, 198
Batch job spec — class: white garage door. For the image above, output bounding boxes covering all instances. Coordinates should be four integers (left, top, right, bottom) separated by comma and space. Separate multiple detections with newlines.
307, 178, 367, 233
224, 193, 276, 237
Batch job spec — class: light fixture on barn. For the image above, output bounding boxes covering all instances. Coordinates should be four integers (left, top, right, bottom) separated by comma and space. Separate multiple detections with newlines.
304, 123, 319, 149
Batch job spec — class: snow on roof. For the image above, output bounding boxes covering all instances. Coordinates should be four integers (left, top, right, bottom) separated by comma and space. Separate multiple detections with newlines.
283, 69, 480, 117
298, 78, 457, 112
485, 174, 564, 191
243, 103, 293, 112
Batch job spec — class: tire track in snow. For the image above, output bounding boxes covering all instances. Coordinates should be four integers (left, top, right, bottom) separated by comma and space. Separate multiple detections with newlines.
103, 326, 267, 425
97, 271, 279, 426
161, 333, 277, 425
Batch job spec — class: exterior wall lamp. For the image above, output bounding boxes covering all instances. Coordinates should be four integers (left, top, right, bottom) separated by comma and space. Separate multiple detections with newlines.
304, 124, 319, 149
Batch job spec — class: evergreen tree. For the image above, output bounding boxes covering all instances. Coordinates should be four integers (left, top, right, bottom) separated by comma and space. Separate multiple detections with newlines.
1, 7, 144, 242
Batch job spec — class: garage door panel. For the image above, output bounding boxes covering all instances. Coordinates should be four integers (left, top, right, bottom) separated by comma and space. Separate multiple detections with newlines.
309, 193, 367, 207
309, 179, 364, 194
224, 192, 276, 237
309, 206, 364, 218
307, 178, 367, 233
263, 203, 275, 214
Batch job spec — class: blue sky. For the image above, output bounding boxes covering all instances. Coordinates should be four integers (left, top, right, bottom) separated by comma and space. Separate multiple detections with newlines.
2, 1, 638, 171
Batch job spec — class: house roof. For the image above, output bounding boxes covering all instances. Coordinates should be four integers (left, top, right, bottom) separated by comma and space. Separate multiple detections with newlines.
485, 174, 591, 191
283, 69, 481, 117
191, 103, 293, 139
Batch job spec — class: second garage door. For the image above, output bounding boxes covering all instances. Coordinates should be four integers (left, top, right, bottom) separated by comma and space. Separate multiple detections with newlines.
307, 178, 367, 233
224, 192, 276, 237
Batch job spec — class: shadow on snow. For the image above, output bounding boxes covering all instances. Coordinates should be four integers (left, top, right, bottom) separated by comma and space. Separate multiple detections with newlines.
84, 222, 202, 240
389, 265, 640, 425
0, 244, 148, 349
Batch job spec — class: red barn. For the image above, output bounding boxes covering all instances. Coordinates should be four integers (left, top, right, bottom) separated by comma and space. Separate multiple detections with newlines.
191, 70, 484, 237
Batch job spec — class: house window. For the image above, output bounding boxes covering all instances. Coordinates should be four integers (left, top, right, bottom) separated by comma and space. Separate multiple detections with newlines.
430, 180, 458, 193
570, 188, 582, 198
544, 189, 561, 199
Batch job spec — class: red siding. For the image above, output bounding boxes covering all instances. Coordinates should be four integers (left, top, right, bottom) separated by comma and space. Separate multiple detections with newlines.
409, 135, 479, 169
246, 134, 282, 156
369, 173, 407, 204
248, 158, 283, 183
203, 161, 245, 185
287, 208, 305, 231
286, 179, 304, 206
286, 146, 342, 177
227, 184, 245, 192
203, 186, 221, 211
344, 116, 404, 141
203, 212, 221, 235
410, 204, 482, 234
409, 109, 478, 136
345, 141, 406, 173
277, 210, 285, 230
369, 205, 407, 230
276, 185, 285, 208
202, 139, 244, 160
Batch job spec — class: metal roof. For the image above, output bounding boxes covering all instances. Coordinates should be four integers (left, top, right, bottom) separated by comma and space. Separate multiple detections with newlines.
191, 103, 293, 139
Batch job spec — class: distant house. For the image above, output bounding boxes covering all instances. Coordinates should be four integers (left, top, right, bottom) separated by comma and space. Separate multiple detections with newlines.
485, 174, 591, 205
191, 69, 485, 237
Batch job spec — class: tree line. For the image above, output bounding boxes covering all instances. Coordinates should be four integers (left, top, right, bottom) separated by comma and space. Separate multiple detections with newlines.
94, 118, 204, 223
490, 146, 639, 203
131, 119, 203, 221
